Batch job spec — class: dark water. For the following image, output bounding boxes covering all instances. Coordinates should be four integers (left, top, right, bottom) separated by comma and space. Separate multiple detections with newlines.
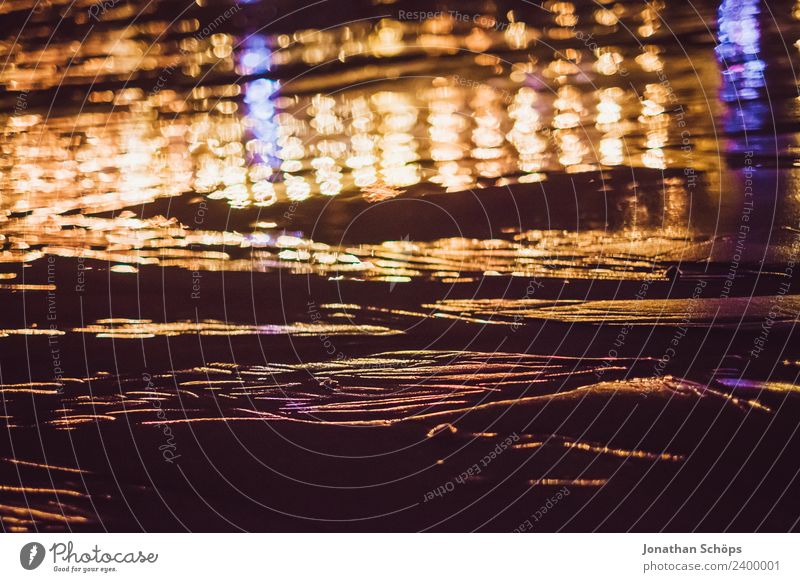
1, 0, 800, 532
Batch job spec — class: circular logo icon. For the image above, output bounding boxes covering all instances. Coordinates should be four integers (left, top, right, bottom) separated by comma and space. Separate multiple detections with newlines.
20, 542, 46, 570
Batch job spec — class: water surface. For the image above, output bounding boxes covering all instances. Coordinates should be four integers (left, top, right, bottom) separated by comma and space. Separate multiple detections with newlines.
1, 0, 799, 532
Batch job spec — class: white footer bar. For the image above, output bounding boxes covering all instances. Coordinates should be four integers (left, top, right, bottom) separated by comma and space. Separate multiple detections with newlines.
1, 534, 796, 581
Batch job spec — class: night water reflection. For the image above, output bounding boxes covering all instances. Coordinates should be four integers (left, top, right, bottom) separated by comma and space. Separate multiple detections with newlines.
3, 0, 798, 276
1, 0, 800, 533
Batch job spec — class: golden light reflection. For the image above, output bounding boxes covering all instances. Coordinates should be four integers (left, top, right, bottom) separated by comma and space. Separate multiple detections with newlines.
514, 437, 685, 461
637, 0, 664, 37
0, 10, 712, 275
531, 478, 608, 487
72, 319, 402, 338
2, 458, 88, 474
